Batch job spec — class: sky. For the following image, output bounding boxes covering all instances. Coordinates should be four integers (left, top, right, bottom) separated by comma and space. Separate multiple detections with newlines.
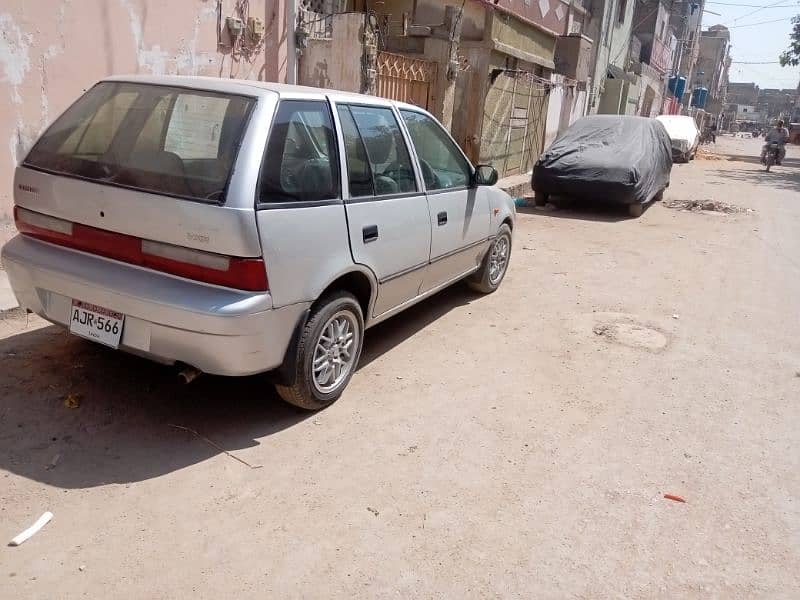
701, 0, 800, 89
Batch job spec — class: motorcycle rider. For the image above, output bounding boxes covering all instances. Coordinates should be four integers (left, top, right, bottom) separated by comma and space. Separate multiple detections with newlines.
761, 119, 790, 165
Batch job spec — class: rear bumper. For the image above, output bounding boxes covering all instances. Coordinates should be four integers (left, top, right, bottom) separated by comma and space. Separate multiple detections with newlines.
670, 141, 694, 162
533, 174, 637, 205
671, 149, 690, 162
1, 235, 310, 376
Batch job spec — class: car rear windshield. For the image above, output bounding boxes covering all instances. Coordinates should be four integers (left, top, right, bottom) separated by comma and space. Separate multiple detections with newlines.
24, 81, 255, 203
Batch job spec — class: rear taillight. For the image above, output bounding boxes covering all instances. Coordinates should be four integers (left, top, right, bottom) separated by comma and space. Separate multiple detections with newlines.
140, 240, 268, 292
14, 206, 268, 292
14, 206, 74, 240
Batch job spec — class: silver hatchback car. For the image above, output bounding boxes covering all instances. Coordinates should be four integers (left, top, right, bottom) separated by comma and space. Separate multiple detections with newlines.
2, 75, 515, 409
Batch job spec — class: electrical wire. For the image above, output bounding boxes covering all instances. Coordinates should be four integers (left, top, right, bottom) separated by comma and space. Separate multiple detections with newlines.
724, 0, 796, 24
453, 0, 467, 41
732, 60, 799, 83
706, 1, 798, 5
727, 16, 798, 26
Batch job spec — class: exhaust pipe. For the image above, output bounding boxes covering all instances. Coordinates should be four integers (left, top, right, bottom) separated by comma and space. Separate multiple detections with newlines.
178, 366, 203, 384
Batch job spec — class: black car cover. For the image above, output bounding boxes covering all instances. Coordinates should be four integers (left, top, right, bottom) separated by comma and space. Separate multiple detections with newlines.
532, 115, 672, 205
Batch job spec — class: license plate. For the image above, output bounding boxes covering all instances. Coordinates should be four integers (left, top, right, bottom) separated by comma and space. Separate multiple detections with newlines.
69, 301, 124, 348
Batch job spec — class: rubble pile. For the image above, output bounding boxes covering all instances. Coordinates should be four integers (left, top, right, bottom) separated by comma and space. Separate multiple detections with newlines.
664, 199, 752, 214
695, 148, 723, 160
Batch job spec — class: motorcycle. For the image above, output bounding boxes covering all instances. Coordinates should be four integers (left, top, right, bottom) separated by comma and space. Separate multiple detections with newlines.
763, 142, 781, 172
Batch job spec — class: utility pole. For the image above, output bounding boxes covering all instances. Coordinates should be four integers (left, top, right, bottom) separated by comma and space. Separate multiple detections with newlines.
287, 0, 298, 84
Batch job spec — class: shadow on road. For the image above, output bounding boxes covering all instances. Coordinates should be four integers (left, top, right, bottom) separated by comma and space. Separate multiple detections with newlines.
361, 284, 478, 368
706, 163, 800, 192
723, 153, 800, 169
516, 198, 652, 222
0, 285, 478, 489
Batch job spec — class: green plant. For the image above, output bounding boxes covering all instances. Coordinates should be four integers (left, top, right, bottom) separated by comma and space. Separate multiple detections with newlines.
779, 15, 800, 67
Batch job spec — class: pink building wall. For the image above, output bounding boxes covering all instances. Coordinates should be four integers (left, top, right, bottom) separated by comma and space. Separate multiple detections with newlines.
0, 0, 290, 247
489, 0, 571, 36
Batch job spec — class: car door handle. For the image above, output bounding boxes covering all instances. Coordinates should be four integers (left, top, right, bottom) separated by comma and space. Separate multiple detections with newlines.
362, 224, 379, 243
437, 211, 448, 226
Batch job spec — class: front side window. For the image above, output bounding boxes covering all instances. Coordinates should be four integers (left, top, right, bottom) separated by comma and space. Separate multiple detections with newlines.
400, 110, 471, 191
339, 105, 417, 197
259, 100, 339, 203
24, 82, 254, 203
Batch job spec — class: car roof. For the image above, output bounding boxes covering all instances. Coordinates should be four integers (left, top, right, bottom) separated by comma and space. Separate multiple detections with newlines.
580, 114, 654, 125
576, 114, 656, 127
101, 74, 429, 112
656, 115, 695, 121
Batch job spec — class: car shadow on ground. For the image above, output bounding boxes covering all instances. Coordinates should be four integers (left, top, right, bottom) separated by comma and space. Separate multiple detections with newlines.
0, 285, 479, 489
516, 198, 652, 222
360, 284, 478, 368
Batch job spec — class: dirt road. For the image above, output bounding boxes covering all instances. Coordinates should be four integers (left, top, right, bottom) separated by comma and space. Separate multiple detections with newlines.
1, 136, 798, 598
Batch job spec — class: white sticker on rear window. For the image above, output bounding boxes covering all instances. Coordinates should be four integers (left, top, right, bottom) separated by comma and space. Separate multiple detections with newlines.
165, 95, 230, 160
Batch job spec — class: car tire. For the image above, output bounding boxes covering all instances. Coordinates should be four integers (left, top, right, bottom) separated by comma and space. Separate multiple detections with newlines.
275, 291, 364, 411
534, 191, 549, 206
654, 189, 665, 202
628, 203, 644, 218
468, 224, 512, 294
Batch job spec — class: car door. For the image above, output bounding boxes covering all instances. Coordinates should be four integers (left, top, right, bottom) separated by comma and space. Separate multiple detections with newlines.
254, 98, 357, 309
399, 108, 491, 293
334, 102, 431, 318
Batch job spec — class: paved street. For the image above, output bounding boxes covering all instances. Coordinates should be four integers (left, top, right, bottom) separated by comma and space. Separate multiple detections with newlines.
1, 136, 798, 598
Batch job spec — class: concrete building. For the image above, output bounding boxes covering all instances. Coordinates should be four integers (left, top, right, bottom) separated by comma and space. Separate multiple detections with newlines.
670, 0, 705, 110
727, 82, 759, 106
693, 25, 731, 121
583, 0, 639, 115
631, 0, 677, 117
549, 31, 594, 147
756, 88, 798, 122
0, 0, 292, 248
731, 104, 761, 122
300, 0, 578, 178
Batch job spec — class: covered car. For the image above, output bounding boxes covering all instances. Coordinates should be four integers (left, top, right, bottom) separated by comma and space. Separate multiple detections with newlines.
532, 115, 672, 216
655, 115, 700, 161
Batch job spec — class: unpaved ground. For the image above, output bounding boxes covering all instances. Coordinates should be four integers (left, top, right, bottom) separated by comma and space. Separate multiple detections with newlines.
1, 136, 799, 598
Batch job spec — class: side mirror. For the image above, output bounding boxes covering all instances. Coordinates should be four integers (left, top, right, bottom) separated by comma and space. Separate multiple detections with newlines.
474, 164, 498, 186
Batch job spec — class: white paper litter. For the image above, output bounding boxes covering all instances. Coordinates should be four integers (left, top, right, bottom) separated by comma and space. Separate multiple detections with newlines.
9, 512, 53, 546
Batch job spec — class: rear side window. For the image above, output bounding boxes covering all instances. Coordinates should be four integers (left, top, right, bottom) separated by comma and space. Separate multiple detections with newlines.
338, 104, 417, 197
24, 82, 254, 203
337, 106, 374, 197
259, 100, 339, 204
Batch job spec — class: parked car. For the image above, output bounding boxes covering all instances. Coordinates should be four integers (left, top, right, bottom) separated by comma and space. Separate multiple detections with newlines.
656, 115, 700, 162
1, 75, 515, 410
532, 115, 672, 217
